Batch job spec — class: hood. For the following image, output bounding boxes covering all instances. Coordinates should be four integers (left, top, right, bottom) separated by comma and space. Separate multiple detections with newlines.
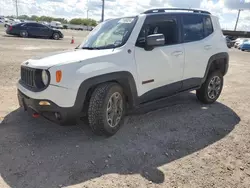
22, 49, 114, 69
51, 28, 61, 32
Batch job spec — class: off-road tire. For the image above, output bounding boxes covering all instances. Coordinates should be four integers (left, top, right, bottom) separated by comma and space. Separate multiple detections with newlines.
196, 71, 223, 104
88, 83, 126, 136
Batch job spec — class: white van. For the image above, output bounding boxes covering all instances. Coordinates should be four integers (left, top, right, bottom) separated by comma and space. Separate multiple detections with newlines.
50, 21, 63, 29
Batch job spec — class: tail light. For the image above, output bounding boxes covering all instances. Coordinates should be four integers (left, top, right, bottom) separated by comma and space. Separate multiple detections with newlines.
8, 26, 13, 31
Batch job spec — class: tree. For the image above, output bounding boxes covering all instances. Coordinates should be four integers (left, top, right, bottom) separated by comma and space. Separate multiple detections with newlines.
30, 15, 39, 21
17, 15, 30, 20
69, 18, 97, 26
5, 14, 98, 26
6, 15, 15, 18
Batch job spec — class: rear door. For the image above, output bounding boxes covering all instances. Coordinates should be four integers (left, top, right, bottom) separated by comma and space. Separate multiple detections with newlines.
181, 14, 215, 89
26, 23, 41, 36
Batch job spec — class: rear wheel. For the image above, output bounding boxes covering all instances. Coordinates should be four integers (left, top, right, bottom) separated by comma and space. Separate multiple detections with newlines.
20, 30, 28, 38
52, 33, 60, 40
88, 83, 126, 136
196, 71, 223, 104
241, 49, 245, 51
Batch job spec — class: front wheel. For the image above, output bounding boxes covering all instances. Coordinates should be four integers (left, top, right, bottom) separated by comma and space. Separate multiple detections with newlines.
52, 33, 60, 40
88, 83, 126, 136
196, 71, 224, 104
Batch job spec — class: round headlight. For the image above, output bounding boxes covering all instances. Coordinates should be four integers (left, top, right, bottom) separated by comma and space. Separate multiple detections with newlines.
41, 70, 49, 86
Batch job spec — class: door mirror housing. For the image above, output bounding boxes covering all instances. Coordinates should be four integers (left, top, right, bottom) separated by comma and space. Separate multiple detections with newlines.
147, 34, 165, 46
145, 34, 165, 51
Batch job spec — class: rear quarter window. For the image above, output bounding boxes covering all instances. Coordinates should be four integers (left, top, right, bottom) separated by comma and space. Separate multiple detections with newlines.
204, 16, 214, 37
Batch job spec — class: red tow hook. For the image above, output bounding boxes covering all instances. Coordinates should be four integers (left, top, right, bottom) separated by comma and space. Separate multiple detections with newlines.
32, 113, 40, 118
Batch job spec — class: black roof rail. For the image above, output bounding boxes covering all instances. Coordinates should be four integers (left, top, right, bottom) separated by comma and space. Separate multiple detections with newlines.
142, 8, 211, 15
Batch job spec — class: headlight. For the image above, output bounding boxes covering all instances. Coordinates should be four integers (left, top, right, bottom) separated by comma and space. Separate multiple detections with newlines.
41, 70, 49, 86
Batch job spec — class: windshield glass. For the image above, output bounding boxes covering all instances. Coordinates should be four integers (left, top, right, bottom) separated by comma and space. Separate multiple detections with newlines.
78, 16, 138, 50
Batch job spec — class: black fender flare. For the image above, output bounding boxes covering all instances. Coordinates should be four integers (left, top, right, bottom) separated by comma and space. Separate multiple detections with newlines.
202, 52, 229, 83
74, 71, 138, 112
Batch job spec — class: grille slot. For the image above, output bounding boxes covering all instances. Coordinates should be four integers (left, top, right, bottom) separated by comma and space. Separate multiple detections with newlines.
20, 66, 48, 91
21, 67, 35, 88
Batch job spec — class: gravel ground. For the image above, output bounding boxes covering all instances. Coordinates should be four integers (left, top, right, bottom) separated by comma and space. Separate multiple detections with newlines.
0, 25, 250, 188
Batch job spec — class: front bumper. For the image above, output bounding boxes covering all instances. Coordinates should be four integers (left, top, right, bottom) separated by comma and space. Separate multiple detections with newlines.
17, 90, 79, 125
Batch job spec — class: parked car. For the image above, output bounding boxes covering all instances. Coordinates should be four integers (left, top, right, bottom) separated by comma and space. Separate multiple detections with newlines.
239, 41, 250, 51
6, 22, 63, 40
0, 16, 4, 23
17, 8, 228, 136
4, 18, 21, 27
50, 21, 63, 29
237, 39, 249, 49
224, 36, 233, 48
0, 17, 8, 25
234, 38, 249, 48
41, 21, 49, 26
232, 38, 242, 47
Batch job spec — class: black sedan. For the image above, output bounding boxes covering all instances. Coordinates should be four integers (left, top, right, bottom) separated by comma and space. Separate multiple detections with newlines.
6, 22, 63, 40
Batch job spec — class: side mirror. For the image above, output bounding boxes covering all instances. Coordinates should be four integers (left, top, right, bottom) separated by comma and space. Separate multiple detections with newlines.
145, 34, 165, 50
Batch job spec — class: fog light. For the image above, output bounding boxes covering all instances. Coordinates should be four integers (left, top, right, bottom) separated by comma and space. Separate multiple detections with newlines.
39, 101, 51, 106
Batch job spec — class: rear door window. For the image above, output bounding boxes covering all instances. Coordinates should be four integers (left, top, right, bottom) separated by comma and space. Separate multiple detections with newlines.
26, 23, 42, 27
182, 14, 204, 43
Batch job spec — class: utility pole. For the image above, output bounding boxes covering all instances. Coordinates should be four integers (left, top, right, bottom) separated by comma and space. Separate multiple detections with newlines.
101, 0, 104, 22
15, 0, 18, 18
234, 9, 242, 31
86, 0, 89, 19
87, 9, 89, 19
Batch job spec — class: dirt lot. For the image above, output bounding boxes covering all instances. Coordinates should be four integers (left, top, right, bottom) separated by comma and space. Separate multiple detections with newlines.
0, 25, 250, 188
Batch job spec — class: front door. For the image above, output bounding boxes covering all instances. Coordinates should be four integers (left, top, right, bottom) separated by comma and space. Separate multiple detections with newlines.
27, 23, 41, 36
39, 25, 52, 37
134, 14, 185, 103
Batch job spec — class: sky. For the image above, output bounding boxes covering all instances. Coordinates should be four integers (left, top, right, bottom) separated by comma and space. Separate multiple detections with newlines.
1, 0, 250, 30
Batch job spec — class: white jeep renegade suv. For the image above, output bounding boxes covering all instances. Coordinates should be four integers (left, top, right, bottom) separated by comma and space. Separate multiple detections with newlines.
17, 8, 229, 136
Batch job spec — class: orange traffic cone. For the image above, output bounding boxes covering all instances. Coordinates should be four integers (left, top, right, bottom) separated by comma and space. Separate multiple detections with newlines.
71, 36, 74, 44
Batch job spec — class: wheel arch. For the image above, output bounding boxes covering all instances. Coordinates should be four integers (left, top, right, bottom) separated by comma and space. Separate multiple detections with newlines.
74, 71, 138, 113
20, 30, 28, 36
202, 52, 229, 83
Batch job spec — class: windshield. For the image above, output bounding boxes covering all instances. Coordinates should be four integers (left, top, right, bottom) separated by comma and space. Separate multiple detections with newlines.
78, 16, 138, 50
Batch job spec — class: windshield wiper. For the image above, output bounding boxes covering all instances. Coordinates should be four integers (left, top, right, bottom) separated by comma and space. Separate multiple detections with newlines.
94, 44, 117, 49
81, 47, 100, 50
81, 44, 117, 50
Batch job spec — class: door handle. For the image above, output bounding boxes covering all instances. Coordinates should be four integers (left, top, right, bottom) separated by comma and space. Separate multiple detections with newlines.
204, 45, 212, 50
172, 51, 183, 56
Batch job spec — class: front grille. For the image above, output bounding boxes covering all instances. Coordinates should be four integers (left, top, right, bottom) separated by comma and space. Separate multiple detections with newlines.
20, 66, 47, 91
21, 66, 36, 88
